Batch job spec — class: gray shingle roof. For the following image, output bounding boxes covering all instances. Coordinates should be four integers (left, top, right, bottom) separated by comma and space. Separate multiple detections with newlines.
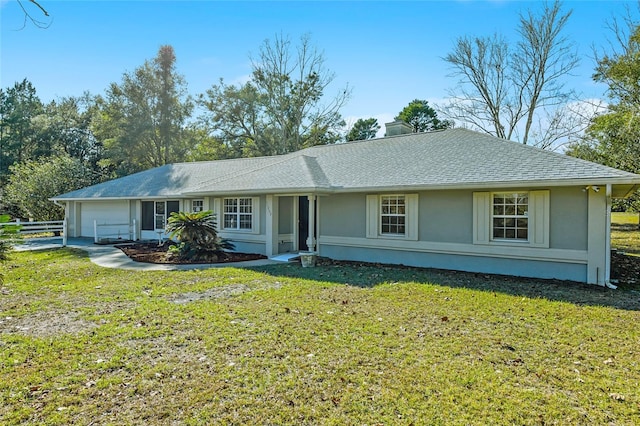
54, 128, 640, 200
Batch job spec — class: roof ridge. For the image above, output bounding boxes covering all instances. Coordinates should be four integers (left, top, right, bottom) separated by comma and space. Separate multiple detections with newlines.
168, 152, 289, 167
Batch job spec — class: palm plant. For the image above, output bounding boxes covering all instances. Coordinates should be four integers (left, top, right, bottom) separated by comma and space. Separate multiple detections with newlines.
166, 210, 234, 261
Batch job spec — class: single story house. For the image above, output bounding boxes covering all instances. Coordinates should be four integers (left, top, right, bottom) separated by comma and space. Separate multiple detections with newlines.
53, 122, 640, 286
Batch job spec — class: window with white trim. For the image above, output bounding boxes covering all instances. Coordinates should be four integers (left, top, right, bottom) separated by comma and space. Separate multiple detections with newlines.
492, 192, 528, 241
223, 197, 253, 231
191, 199, 204, 213
473, 190, 549, 248
381, 195, 406, 235
366, 194, 418, 240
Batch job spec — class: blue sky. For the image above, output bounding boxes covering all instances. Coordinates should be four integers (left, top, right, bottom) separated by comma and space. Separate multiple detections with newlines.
0, 0, 635, 129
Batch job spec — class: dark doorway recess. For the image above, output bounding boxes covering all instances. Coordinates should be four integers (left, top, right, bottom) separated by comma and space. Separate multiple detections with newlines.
298, 196, 317, 251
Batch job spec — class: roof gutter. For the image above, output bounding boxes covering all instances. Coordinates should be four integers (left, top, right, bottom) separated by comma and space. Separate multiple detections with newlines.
51, 178, 640, 201
51, 195, 189, 202
184, 187, 335, 197
304, 178, 640, 195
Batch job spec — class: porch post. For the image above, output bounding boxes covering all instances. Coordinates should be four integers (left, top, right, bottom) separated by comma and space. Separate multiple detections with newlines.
62, 218, 67, 247
265, 195, 279, 257
306, 195, 316, 252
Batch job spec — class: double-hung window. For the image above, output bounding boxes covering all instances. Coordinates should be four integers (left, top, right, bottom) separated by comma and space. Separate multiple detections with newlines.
191, 199, 204, 213
381, 195, 406, 235
223, 198, 253, 231
366, 194, 418, 240
473, 190, 549, 248
492, 192, 528, 241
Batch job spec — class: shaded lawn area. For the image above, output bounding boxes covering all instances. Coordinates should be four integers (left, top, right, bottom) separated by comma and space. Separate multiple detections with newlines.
1, 249, 640, 425
612, 211, 640, 256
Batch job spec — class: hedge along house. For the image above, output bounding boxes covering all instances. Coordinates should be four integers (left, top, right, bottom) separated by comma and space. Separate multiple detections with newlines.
53, 123, 640, 286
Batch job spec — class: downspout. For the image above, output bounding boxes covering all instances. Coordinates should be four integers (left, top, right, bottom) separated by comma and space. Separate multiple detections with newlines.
52, 199, 66, 215
52, 199, 67, 221
604, 184, 617, 289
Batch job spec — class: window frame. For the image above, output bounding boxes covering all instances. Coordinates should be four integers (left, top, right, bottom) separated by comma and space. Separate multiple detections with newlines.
191, 199, 204, 213
366, 193, 418, 241
222, 197, 254, 232
491, 192, 529, 242
380, 195, 407, 236
473, 190, 549, 248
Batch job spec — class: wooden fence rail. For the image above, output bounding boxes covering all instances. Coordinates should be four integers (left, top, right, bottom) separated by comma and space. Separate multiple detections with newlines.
0, 219, 67, 246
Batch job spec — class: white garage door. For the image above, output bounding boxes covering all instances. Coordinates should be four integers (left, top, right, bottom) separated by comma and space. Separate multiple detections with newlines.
80, 201, 130, 238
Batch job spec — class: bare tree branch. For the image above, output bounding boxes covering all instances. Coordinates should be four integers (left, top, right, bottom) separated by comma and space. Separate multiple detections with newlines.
16, 0, 51, 29
442, 1, 580, 148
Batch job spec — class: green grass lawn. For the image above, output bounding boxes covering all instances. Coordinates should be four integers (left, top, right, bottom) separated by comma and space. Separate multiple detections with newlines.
611, 212, 640, 255
1, 248, 640, 425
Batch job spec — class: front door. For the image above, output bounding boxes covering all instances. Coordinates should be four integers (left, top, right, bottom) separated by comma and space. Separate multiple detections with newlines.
298, 196, 310, 251
298, 196, 318, 252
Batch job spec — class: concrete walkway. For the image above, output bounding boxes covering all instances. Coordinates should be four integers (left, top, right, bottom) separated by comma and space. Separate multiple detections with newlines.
12, 237, 279, 271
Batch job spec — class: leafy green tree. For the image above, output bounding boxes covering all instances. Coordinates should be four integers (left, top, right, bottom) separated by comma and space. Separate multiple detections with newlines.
4, 154, 93, 221
0, 79, 46, 184
0, 83, 106, 188
29, 94, 106, 182
45, 95, 103, 165
96, 45, 194, 176
199, 81, 267, 157
200, 34, 350, 156
166, 210, 234, 261
183, 125, 236, 161
567, 21, 640, 217
346, 118, 380, 141
395, 100, 452, 133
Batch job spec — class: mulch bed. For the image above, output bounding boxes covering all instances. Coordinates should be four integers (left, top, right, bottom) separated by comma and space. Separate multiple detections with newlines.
116, 242, 266, 264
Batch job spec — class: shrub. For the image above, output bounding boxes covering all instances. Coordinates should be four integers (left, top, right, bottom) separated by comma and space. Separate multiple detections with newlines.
5, 155, 93, 221
0, 214, 21, 285
166, 210, 234, 261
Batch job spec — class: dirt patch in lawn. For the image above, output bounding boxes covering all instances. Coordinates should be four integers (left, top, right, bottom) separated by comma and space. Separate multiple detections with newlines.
0, 311, 98, 337
169, 283, 252, 304
116, 242, 266, 264
168, 281, 283, 304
